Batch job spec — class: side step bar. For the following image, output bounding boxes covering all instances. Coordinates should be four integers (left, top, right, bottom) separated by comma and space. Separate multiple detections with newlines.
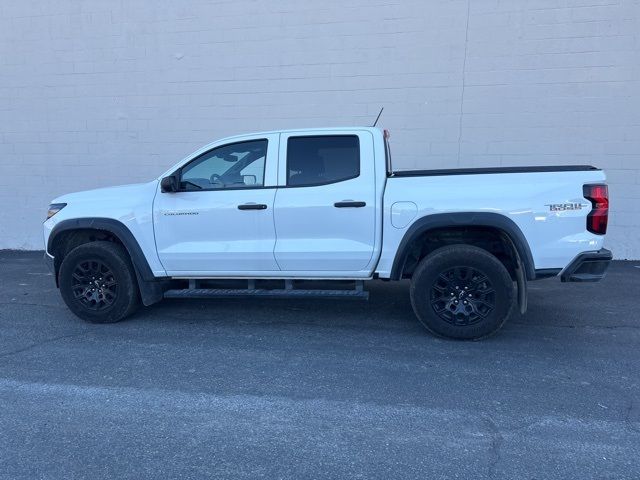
164, 280, 369, 300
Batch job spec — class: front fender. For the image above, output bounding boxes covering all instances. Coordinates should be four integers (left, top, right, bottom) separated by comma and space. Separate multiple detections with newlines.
47, 218, 167, 306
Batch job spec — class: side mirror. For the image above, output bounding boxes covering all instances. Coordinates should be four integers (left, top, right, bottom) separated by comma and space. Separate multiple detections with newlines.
161, 175, 178, 193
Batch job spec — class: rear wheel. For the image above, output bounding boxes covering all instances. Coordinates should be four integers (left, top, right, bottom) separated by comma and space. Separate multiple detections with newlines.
59, 241, 139, 323
410, 245, 516, 340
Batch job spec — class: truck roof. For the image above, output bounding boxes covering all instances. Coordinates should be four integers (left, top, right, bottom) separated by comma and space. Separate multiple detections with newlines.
217, 126, 382, 141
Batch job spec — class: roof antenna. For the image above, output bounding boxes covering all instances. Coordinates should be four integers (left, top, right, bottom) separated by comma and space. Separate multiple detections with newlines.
371, 107, 384, 127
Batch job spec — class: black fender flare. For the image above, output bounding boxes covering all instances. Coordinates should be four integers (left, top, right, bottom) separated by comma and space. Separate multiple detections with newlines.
389, 212, 536, 282
47, 218, 166, 306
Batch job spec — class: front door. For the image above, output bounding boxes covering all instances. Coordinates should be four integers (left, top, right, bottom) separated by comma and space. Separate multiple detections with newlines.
154, 135, 280, 275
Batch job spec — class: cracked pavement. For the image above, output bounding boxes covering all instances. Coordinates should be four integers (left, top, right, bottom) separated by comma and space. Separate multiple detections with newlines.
0, 251, 639, 479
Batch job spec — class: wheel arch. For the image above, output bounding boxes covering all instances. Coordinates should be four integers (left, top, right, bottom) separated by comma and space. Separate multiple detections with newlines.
389, 212, 536, 282
48, 218, 165, 306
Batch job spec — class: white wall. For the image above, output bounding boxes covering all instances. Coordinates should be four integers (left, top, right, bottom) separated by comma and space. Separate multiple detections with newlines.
1, 0, 638, 257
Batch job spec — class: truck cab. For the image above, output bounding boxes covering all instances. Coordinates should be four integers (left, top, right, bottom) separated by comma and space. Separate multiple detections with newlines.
154, 128, 385, 277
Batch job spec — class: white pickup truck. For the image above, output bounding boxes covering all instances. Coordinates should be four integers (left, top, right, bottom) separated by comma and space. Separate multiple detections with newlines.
43, 127, 612, 339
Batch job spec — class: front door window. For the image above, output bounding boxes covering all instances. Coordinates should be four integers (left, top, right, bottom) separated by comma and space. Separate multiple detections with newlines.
181, 140, 267, 190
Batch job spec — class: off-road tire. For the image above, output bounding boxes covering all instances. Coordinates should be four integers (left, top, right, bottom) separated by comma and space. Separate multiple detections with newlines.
59, 241, 140, 323
410, 244, 516, 340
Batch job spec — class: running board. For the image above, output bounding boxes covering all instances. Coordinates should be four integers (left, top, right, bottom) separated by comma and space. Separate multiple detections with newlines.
164, 288, 369, 299
164, 280, 369, 300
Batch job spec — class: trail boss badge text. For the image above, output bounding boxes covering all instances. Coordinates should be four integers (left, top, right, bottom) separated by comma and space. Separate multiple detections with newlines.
545, 203, 585, 212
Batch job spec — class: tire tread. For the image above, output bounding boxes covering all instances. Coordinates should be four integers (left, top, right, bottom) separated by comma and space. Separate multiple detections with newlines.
409, 244, 516, 340
59, 241, 139, 323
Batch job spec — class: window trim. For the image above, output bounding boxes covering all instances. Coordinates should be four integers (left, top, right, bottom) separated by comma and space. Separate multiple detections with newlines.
175, 138, 269, 192
285, 134, 361, 188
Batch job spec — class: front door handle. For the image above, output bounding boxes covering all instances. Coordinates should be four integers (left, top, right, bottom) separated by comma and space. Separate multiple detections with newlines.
334, 201, 366, 208
238, 203, 268, 210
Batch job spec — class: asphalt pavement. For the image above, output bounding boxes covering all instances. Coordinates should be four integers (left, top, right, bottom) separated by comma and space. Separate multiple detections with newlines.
0, 251, 639, 479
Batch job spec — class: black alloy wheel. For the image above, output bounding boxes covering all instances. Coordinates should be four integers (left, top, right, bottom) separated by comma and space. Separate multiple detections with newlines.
71, 259, 118, 311
430, 266, 495, 326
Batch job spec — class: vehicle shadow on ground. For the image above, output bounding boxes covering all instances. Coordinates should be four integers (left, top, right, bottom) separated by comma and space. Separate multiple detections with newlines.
129, 261, 639, 341
138, 280, 420, 333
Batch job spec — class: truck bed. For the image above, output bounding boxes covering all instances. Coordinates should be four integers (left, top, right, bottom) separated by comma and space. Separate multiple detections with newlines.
377, 167, 607, 277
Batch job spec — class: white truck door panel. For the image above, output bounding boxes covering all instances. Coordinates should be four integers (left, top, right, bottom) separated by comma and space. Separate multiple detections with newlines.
273, 131, 377, 272
154, 134, 280, 273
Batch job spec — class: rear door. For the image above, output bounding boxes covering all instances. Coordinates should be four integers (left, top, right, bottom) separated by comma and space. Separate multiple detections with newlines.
273, 131, 377, 274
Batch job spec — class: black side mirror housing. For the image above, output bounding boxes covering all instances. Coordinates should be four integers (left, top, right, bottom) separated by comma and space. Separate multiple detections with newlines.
161, 175, 178, 193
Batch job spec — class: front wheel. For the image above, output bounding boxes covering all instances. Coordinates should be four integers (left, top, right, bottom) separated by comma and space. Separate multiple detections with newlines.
59, 241, 140, 323
410, 245, 516, 340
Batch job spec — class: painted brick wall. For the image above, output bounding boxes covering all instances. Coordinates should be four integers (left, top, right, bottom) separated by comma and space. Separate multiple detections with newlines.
1, 0, 638, 257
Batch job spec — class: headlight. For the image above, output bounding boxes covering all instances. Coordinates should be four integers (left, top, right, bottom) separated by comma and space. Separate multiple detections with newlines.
46, 203, 67, 220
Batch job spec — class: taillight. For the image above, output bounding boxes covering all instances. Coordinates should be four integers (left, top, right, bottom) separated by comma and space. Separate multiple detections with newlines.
583, 184, 609, 235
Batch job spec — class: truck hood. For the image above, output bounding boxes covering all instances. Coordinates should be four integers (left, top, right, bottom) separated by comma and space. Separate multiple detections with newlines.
52, 181, 159, 205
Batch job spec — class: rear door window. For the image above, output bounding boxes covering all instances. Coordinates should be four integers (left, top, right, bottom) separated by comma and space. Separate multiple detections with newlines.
286, 135, 360, 187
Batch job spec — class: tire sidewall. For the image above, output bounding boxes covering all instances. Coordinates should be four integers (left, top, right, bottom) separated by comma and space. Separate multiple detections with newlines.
410, 245, 515, 340
59, 242, 138, 323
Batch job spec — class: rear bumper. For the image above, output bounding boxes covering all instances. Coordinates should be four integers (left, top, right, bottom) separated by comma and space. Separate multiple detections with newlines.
560, 248, 612, 283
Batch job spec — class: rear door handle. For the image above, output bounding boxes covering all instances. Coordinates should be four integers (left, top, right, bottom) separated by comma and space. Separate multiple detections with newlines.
334, 201, 366, 208
238, 203, 268, 210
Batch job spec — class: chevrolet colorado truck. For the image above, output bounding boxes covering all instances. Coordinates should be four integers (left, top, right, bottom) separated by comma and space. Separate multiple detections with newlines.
43, 127, 612, 339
